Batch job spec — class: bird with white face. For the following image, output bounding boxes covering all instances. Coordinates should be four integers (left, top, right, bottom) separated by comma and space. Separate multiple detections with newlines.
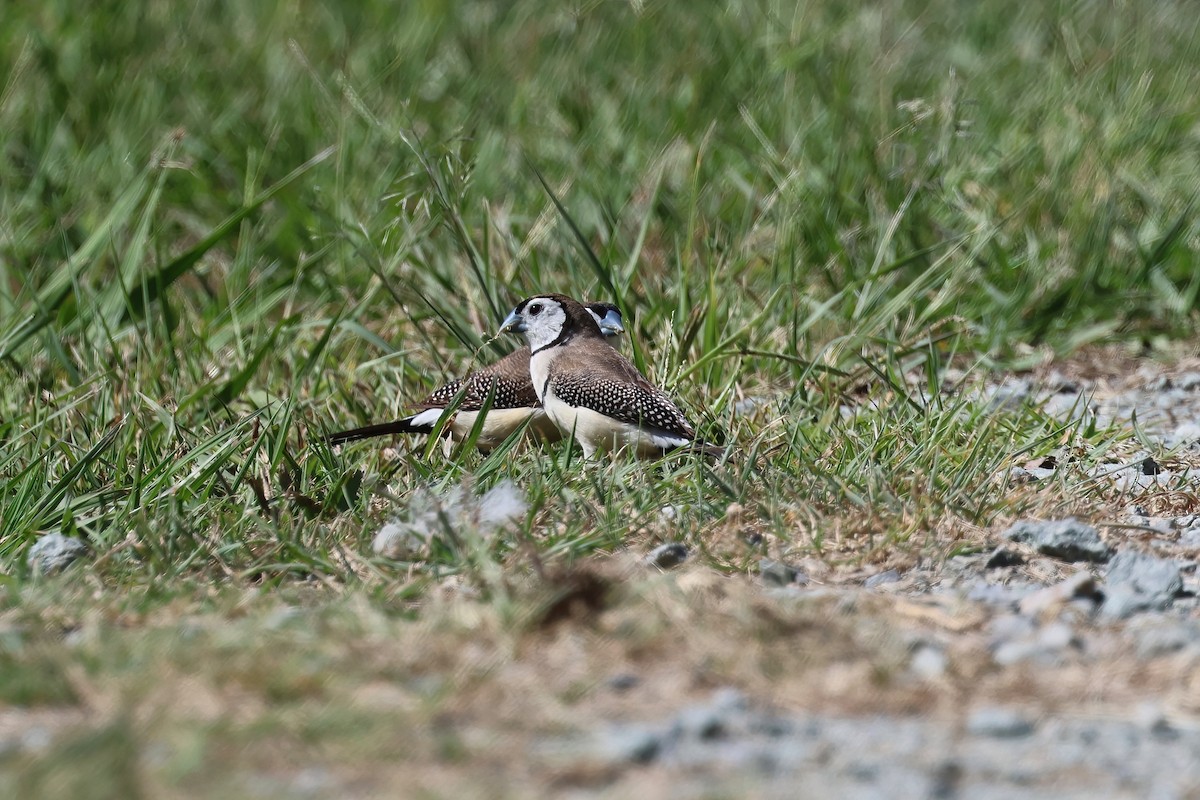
328, 301, 624, 453
498, 293, 721, 459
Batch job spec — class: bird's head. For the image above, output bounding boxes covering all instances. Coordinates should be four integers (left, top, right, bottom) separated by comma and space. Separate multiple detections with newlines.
499, 294, 602, 350
584, 301, 624, 337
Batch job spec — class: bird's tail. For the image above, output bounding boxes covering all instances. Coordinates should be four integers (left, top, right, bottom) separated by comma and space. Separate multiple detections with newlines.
326, 409, 443, 446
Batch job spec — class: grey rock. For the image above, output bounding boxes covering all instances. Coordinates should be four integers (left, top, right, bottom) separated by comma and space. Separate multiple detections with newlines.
646, 543, 689, 569
27, 534, 88, 575
1003, 518, 1111, 563
1101, 590, 1155, 620
993, 621, 1079, 667
1180, 528, 1200, 548
1017, 572, 1099, 616
988, 613, 1038, 644
910, 644, 947, 679
1177, 372, 1200, 391
1146, 374, 1173, 392
372, 522, 425, 560
759, 558, 807, 587
985, 547, 1025, 569
593, 725, 663, 764
1102, 550, 1182, 618
671, 689, 745, 742
987, 378, 1032, 410
673, 706, 729, 741
967, 581, 1037, 607
1174, 421, 1200, 444
1132, 621, 1200, 659
1007, 466, 1035, 484
865, 569, 902, 589
733, 396, 771, 416
608, 672, 640, 691
966, 707, 1036, 738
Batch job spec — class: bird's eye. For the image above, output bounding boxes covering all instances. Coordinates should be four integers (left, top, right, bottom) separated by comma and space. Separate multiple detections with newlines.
529, 304, 542, 316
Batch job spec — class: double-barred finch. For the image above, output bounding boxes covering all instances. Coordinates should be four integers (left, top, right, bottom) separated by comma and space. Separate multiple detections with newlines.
328, 302, 625, 453
498, 294, 723, 459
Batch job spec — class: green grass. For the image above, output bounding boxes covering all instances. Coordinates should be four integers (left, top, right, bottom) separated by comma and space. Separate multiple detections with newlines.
0, 0, 1198, 790
4, 0, 1194, 586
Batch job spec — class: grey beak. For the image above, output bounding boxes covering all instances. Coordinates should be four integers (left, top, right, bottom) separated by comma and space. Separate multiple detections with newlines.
598, 309, 624, 336
498, 309, 525, 334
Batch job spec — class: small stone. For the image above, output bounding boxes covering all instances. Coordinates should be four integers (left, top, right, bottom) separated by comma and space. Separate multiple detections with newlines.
27, 534, 88, 576
1146, 374, 1173, 392
966, 707, 1036, 738
372, 522, 424, 560
607, 673, 640, 691
1141, 456, 1164, 476
673, 706, 728, 740
985, 547, 1025, 569
594, 726, 662, 764
1036, 621, 1077, 650
1002, 518, 1111, 563
1132, 622, 1199, 659
1101, 551, 1182, 618
1007, 466, 1034, 484
1173, 422, 1200, 444
759, 558, 805, 587
987, 378, 1032, 411
1017, 572, 1099, 617
1176, 372, 1200, 391
910, 644, 947, 679
646, 543, 689, 569
967, 581, 1037, 607
864, 569, 902, 589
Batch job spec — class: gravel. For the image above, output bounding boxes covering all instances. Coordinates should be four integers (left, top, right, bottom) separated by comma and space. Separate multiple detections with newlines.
540, 690, 1200, 798
965, 707, 1036, 738
541, 365, 1200, 798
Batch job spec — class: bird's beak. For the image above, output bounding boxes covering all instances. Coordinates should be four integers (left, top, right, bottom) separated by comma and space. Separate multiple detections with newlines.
498, 309, 525, 334
598, 310, 624, 336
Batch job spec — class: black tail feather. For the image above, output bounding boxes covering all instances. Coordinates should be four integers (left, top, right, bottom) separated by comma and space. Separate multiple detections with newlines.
326, 416, 431, 446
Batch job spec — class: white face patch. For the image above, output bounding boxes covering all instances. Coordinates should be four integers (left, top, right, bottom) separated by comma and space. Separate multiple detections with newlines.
519, 298, 567, 351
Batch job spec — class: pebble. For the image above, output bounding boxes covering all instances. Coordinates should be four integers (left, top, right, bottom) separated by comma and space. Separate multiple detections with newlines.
910, 644, 947, 679
864, 569, 902, 589
759, 558, 807, 587
372, 522, 425, 560
985, 547, 1025, 569
1002, 518, 1111, 563
593, 725, 663, 764
27, 534, 88, 575
986, 378, 1032, 410
1101, 551, 1183, 619
1177, 372, 1200, 391
965, 707, 1036, 738
1017, 572, 1099, 616
608, 673, 640, 692
993, 622, 1079, 666
646, 543, 689, 570
1173, 421, 1200, 444
1131, 621, 1200, 659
